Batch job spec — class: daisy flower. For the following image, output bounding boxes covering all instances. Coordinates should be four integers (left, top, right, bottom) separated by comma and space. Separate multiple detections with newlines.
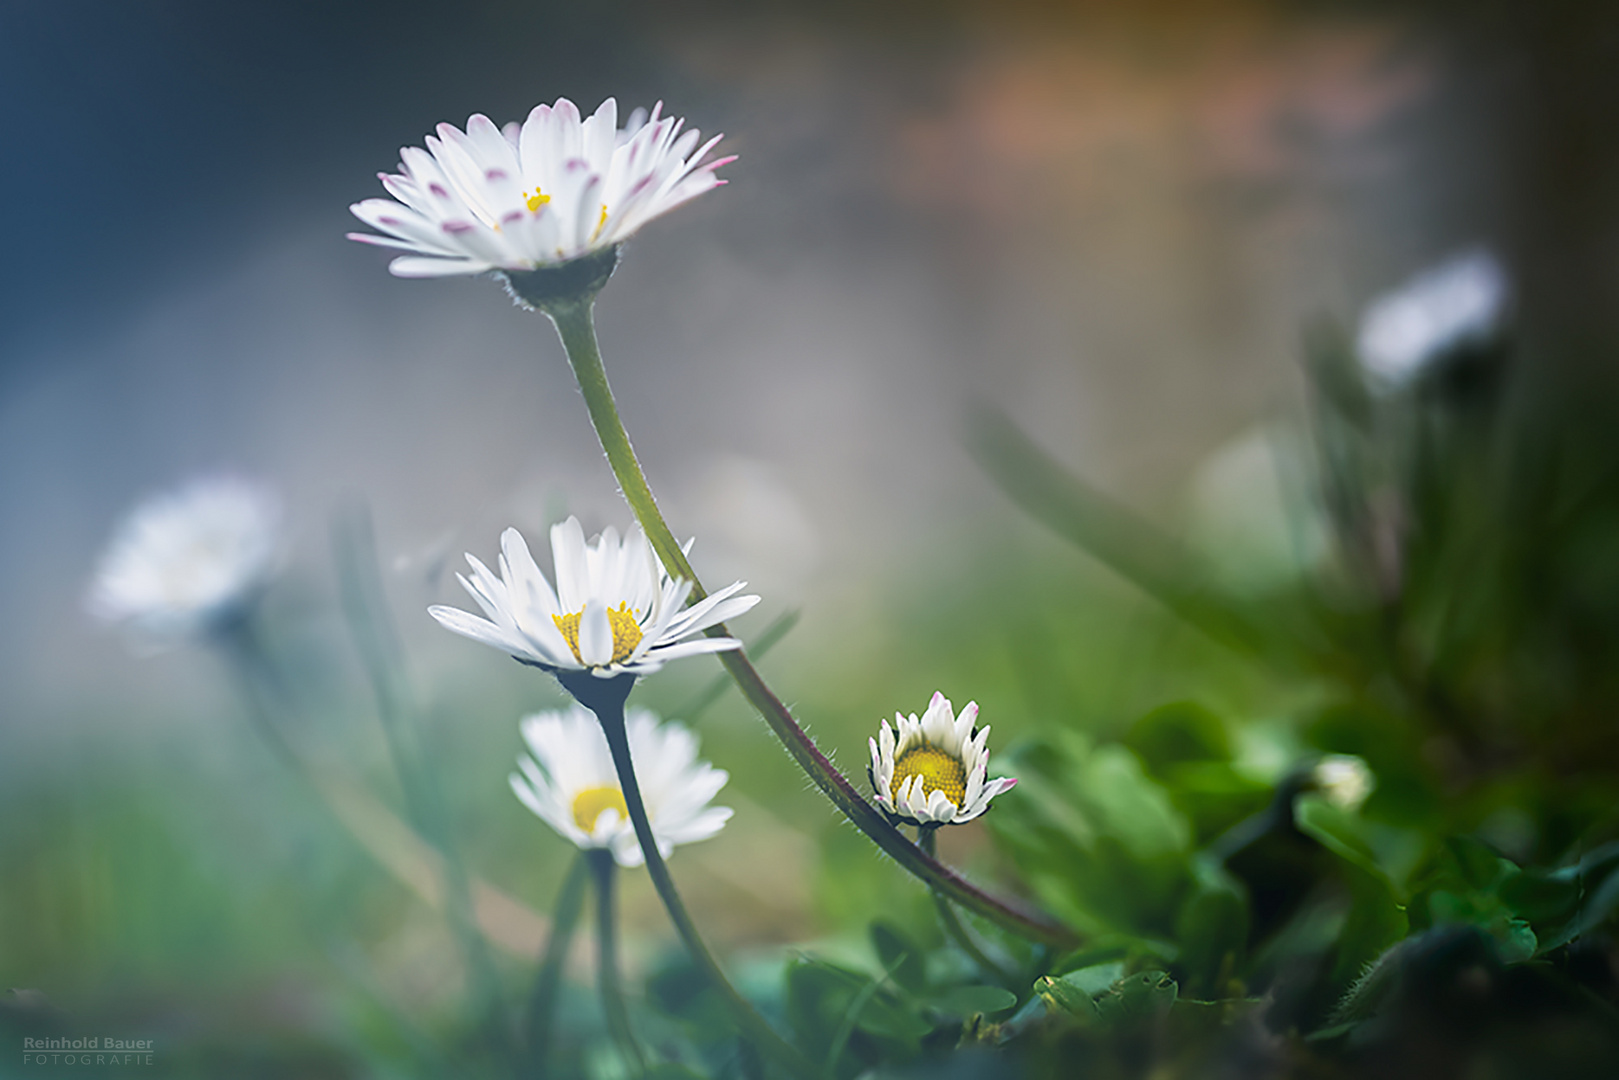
87, 476, 281, 645
348, 97, 733, 279
428, 516, 759, 678
868, 692, 1017, 827
510, 703, 732, 866
1357, 249, 1509, 389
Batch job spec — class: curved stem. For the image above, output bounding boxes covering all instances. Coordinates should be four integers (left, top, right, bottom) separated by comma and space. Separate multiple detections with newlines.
545, 299, 1076, 948
919, 828, 1019, 987
523, 852, 588, 1077
587, 850, 646, 1073
574, 679, 819, 1080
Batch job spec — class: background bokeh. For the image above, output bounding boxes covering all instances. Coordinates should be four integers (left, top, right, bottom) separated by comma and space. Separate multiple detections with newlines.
4, 0, 1619, 1075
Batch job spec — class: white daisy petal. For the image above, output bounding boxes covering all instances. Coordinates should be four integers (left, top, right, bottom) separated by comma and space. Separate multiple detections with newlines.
610, 830, 646, 867
950, 701, 978, 758
663, 806, 733, 845
863, 691, 1017, 827
387, 255, 492, 277
639, 636, 744, 664
511, 703, 730, 868
509, 773, 581, 847
428, 605, 531, 659
985, 777, 1018, 799
550, 516, 591, 614
352, 97, 731, 275
463, 553, 510, 611
498, 531, 553, 608
431, 517, 759, 676
921, 692, 955, 746
577, 600, 613, 667
345, 230, 435, 252
964, 757, 986, 811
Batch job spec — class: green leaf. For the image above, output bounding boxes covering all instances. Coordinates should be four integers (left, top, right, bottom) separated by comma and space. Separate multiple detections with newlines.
1057, 962, 1126, 997
931, 985, 1018, 1018
999, 993, 1053, 1040
1537, 847, 1619, 953
1329, 863, 1409, 992
852, 996, 932, 1042
1498, 866, 1582, 926
869, 921, 927, 996
784, 957, 930, 1056
1174, 858, 1249, 995
1124, 702, 1233, 773
1093, 971, 1178, 1026
1034, 974, 1100, 1020
1294, 794, 1427, 900
1294, 796, 1383, 877
642, 1066, 708, 1080
1499, 918, 1538, 964
987, 734, 1193, 938
1158, 761, 1274, 846
1445, 836, 1510, 891
1288, 795, 1409, 994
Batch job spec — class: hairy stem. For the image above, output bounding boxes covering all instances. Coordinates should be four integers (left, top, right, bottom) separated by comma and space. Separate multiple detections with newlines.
545, 299, 1075, 948
570, 675, 818, 1080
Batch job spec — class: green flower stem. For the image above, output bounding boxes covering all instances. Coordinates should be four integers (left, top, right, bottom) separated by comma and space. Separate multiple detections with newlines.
919, 827, 1019, 987
523, 852, 588, 1078
586, 850, 647, 1074
545, 298, 1076, 949
567, 674, 819, 1080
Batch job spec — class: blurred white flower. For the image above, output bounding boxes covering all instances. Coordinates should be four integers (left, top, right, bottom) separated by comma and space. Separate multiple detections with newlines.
868, 692, 1017, 826
429, 516, 758, 678
1313, 753, 1375, 812
510, 703, 731, 866
87, 476, 281, 645
1356, 249, 1509, 389
348, 98, 732, 277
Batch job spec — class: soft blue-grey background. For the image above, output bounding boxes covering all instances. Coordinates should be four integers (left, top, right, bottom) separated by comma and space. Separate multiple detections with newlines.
3, 0, 1551, 736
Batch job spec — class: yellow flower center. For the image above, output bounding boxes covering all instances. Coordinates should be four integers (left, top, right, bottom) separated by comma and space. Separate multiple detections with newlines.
592, 204, 609, 237
891, 746, 967, 807
526, 187, 551, 212
552, 602, 644, 665
571, 785, 628, 832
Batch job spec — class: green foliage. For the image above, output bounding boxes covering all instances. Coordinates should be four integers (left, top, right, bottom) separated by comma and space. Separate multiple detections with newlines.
986, 731, 1191, 941
15, 254, 1619, 1080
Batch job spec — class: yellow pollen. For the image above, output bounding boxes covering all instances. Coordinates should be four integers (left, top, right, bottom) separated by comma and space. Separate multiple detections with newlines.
590, 204, 610, 240
571, 785, 628, 832
891, 746, 967, 807
552, 602, 644, 665
526, 187, 551, 212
